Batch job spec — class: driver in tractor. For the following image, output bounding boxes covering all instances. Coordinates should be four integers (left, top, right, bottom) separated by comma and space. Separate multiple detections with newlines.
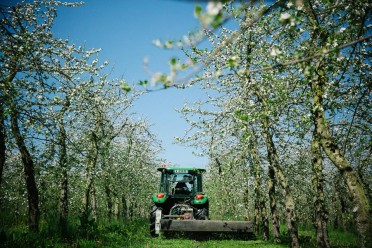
174, 175, 192, 195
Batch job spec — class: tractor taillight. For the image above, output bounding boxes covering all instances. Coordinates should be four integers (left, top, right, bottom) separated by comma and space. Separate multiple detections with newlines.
156, 193, 165, 198
196, 194, 204, 200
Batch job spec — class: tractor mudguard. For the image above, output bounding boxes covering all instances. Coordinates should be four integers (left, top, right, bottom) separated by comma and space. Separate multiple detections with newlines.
152, 193, 167, 204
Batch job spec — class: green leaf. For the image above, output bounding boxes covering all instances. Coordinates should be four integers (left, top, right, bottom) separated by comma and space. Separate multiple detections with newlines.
240, 114, 249, 122
164, 40, 173, 48
228, 57, 236, 69
170, 57, 177, 66
120, 82, 131, 92
2, 108, 10, 118
194, 5, 202, 18
160, 75, 168, 83
211, 13, 223, 28
234, 110, 242, 116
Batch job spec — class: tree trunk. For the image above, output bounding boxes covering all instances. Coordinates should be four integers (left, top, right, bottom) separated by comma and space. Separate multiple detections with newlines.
81, 132, 98, 226
122, 192, 127, 220
262, 117, 299, 248
10, 108, 40, 232
113, 193, 120, 219
357, 161, 372, 206
58, 115, 69, 238
105, 185, 113, 219
0, 100, 6, 192
249, 137, 269, 240
310, 74, 371, 247
91, 185, 97, 222
311, 130, 330, 248
0, 72, 16, 202
129, 200, 134, 221
268, 164, 281, 243
336, 174, 350, 231
82, 182, 90, 224
332, 175, 349, 231
243, 187, 250, 221
253, 192, 259, 233
133, 201, 138, 220
338, 185, 349, 232
260, 195, 269, 241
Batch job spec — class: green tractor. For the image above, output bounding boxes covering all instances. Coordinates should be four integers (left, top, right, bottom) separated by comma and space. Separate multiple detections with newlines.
150, 166, 252, 237
150, 167, 208, 236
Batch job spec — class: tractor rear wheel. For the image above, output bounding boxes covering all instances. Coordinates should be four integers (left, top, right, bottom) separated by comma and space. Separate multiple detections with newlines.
150, 203, 161, 237
195, 208, 209, 220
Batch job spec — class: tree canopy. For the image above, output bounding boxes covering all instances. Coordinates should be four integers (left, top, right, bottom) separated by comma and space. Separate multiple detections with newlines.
0, 1, 370, 247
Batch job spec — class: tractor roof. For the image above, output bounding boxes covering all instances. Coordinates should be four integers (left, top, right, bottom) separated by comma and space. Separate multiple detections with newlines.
157, 167, 206, 174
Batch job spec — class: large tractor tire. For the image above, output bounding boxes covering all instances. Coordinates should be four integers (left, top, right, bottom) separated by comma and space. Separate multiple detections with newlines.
195, 201, 209, 220
195, 207, 209, 220
150, 203, 161, 237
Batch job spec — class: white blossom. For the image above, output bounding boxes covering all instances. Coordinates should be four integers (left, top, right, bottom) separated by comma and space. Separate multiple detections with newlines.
152, 39, 162, 47
143, 56, 149, 64
151, 72, 163, 84
270, 47, 282, 57
206, 2, 223, 16
279, 12, 291, 21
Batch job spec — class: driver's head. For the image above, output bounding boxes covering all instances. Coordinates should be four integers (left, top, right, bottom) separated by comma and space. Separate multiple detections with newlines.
183, 175, 192, 182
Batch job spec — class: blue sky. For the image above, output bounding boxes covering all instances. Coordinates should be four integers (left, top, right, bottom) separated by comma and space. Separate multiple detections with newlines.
52, 0, 209, 168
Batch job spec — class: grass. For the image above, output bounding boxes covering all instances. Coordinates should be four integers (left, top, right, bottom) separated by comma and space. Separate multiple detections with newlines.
327, 229, 359, 248
146, 238, 287, 248
0, 217, 360, 248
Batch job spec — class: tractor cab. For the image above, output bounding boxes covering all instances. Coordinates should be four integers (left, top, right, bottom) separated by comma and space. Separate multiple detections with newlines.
157, 167, 205, 198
